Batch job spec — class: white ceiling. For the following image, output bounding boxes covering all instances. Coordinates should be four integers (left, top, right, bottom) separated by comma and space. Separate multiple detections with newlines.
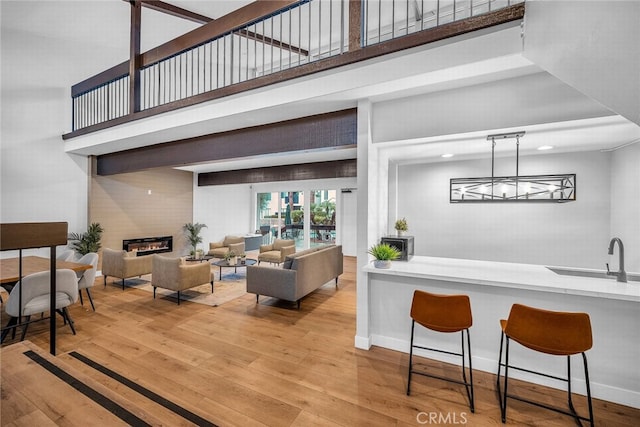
2, 1, 638, 175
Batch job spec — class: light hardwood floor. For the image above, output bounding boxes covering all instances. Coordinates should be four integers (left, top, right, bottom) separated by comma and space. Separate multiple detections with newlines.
1, 256, 638, 426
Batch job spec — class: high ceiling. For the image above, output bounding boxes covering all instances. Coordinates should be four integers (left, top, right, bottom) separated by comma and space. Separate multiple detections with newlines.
2, 1, 638, 174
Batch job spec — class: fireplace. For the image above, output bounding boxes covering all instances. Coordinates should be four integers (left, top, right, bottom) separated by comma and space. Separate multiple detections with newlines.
122, 236, 172, 256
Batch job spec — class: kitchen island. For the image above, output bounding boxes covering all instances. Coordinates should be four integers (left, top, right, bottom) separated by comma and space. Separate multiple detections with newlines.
358, 256, 640, 408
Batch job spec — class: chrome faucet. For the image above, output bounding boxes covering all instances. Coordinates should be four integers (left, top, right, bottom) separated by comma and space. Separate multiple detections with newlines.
606, 237, 627, 283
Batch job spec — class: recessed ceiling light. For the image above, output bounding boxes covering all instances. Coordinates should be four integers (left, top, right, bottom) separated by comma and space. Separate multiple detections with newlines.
537, 145, 554, 151
441, 153, 454, 158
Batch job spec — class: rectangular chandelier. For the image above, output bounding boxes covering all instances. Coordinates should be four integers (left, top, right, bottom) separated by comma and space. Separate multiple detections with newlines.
450, 174, 576, 202
450, 131, 576, 203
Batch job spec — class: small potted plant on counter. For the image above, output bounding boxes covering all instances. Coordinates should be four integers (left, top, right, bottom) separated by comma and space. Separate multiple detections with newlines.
368, 243, 401, 269
394, 217, 408, 236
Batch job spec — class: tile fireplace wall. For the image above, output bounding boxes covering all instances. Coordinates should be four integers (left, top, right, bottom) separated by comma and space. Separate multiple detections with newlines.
90, 165, 193, 267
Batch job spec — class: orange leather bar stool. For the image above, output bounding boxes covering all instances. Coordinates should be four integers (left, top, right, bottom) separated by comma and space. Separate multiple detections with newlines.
407, 290, 474, 412
497, 303, 594, 426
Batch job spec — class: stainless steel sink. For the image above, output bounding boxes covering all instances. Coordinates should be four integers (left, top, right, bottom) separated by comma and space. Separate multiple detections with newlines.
546, 266, 640, 282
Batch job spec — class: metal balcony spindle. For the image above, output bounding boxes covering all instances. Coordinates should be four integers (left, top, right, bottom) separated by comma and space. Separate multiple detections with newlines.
318, 0, 322, 58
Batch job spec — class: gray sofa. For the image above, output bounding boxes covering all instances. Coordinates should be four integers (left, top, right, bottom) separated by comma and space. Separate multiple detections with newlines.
246, 244, 343, 308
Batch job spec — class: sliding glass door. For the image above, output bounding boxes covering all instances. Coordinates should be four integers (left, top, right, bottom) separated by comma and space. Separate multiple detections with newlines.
257, 189, 336, 250
310, 189, 336, 248
280, 191, 304, 250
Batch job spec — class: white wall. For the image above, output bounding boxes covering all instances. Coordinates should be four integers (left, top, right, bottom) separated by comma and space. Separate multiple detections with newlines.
610, 142, 640, 272
523, 0, 640, 126
371, 72, 613, 144
0, 88, 89, 258
193, 182, 253, 248
395, 150, 614, 268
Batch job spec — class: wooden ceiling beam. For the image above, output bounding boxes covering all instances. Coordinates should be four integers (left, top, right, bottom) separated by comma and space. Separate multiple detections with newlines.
123, 0, 213, 24
238, 29, 309, 57
141, 0, 300, 65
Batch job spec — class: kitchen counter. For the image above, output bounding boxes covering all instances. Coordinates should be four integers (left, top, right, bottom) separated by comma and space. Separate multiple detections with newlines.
357, 256, 640, 408
362, 256, 640, 302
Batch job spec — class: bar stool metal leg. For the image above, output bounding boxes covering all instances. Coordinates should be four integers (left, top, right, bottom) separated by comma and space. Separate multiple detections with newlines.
406, 320, 416, 395
407, 323, 475, 412
406, 290, 474, 412
496, 304, 594, 426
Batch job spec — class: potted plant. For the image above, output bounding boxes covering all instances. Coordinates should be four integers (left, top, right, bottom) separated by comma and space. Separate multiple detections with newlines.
68, 222, 104, 256
183, 222, 207, 257
394, 217, 408, 236
237, 252, 247, 264
368, 243, 401, 269
224, 251, 237, 266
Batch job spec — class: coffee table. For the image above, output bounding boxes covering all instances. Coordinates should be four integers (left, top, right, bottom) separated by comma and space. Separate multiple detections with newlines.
185, 255, 214, 262
212, 258, 257, 280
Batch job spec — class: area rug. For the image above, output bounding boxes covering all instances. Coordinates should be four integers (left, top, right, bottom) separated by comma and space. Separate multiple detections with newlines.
123, 271, 247, 307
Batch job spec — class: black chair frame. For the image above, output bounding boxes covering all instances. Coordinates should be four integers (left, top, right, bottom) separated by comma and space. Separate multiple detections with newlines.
406, 320, 475, 413
497, 331, 594, 426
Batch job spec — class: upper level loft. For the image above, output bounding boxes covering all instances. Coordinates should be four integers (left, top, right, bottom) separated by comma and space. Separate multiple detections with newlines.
64, 0, 525, 139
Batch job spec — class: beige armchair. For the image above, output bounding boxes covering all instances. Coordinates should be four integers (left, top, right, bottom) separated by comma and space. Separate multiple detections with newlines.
258, 238, 295, 264
151, 255, 213, 305
102, 248, 153, 290
207, 236, 245, 259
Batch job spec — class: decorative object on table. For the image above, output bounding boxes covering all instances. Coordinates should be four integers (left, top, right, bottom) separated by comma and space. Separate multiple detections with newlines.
196, 248, 204, 259
238, 253, 247, 265
224, 251, 237, 266
68, 222, 104, 256
394, 218, 408, 236
450, 131, 576, 203
183, 222, 207, 257
380, 235, 414, 261
368, 243, 401, 269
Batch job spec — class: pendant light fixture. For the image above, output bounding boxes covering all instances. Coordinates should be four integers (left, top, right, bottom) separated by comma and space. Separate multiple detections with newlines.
450, 131, 576, 203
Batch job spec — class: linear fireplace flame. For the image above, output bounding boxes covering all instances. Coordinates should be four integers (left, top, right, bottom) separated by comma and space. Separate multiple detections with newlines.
122, 236, 172, 256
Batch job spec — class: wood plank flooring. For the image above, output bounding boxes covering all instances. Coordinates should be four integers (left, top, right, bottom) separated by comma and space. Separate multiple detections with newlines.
2, 256, 639, 426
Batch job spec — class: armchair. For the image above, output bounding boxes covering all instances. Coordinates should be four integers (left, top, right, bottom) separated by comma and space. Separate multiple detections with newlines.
151, 255, 213, 305
257, 238, 295, 264
102, 248, 153, 290
207, 236, 245, 259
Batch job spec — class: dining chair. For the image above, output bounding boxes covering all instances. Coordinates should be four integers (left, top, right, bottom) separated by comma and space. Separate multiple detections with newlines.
56, 249, 76, 261
76, 252, 99, 311
0, 269, 79, 343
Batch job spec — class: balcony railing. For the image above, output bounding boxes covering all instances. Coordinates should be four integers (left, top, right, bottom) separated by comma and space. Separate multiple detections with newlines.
69, 0, 524, 134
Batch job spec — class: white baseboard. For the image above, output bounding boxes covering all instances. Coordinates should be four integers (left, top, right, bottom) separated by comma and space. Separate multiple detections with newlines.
368, 334, 640, 409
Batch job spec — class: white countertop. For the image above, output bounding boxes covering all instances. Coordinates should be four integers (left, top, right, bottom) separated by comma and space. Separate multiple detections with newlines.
363, 256, 640, 302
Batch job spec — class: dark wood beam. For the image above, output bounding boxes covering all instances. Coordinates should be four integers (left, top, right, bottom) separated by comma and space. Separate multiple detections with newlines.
129, 0, 142, 114
198, 159, 357, 186
238, 29, 309, 57
96, 109, 356, 175
348, 0, 361, 52
139, 0, 213, 24
141, 0, 299, 66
